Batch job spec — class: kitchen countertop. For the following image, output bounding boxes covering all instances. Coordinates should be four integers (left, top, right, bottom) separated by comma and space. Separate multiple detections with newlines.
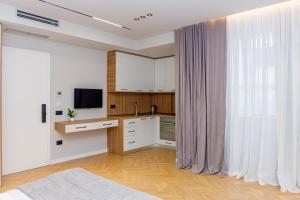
107, 113, 175, 120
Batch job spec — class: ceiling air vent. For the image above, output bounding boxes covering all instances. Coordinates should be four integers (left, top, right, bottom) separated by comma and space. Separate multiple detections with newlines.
17, 10, 59, 27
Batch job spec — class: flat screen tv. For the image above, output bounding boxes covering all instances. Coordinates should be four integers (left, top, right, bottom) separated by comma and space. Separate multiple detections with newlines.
74, 88, 103, 109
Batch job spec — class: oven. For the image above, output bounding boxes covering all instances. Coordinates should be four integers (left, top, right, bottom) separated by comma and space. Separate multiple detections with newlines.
159, 116, 175, 147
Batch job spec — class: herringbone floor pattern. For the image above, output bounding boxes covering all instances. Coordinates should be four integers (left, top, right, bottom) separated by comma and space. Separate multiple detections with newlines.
0, 147, 299, 200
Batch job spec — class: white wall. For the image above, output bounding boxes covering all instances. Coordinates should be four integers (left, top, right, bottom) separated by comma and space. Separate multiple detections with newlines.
3, 32, 108, 161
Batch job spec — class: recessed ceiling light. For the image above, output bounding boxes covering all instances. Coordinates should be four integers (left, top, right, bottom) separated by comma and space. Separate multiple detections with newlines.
147, 13, 153, 17
134, 18, 140, 21
140, 16, 146, 19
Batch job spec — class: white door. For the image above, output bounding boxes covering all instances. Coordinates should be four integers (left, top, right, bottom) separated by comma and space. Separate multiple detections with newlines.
3, 47, 50, 175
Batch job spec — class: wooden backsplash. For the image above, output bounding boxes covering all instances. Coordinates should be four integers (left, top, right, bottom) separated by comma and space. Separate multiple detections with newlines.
107, 92, 175, 116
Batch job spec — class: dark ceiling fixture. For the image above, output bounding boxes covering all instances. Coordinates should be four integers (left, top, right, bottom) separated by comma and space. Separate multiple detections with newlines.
133, 13, 153, 21
38, 0, 131, 30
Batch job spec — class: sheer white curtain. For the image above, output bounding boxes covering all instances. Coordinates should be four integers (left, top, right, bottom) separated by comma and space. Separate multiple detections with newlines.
225, 1, 300, 193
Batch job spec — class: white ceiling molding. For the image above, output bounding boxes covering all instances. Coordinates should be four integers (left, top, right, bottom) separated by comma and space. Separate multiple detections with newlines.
0, 3, 174, 57
136, 32, 174, 50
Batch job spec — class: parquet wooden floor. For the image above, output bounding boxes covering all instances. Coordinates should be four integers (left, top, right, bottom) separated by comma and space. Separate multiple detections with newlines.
0, 147, 299, 200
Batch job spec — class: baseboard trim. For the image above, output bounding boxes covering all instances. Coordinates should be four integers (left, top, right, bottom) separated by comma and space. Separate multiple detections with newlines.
50, 149, 108, 165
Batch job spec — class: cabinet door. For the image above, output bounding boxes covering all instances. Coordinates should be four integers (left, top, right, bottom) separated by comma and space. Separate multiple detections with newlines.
165, 57, 175, 91
155, 57, 175, 92
116, 52, 139, 91
136, 57, 155, 92
138, 117, 155, 147
116, 52, 154, 92
145, 117, 155, 146
154, 59, 167, 92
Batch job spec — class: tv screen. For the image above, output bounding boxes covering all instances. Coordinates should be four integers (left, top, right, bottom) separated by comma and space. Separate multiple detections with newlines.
74, 88, 103, 109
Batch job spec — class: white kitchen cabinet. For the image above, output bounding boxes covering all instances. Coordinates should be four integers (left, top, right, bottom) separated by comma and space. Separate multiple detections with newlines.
135, 57, 155, 91
116, 52, 155, 92
124, 135, 139, 151
123, 118, 141, 151
138, 117, 155, 147
154, 56, 175, 92
123, 117, 157, 152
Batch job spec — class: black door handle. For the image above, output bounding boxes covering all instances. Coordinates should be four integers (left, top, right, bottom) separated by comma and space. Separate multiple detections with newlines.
42, 104, 46, 123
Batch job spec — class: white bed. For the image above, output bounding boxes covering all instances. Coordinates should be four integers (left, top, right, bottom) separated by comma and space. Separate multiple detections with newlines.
0, 190, 31, 200
0, 168, 160, 200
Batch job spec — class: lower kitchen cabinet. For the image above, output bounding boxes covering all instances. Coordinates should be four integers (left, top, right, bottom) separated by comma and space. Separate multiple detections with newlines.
124, 135, 139, 151
107, 116, 158, 155
138, 117, 155, 147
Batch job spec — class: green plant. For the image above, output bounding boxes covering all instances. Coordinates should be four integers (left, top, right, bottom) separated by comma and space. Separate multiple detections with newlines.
67, 108, 76, 118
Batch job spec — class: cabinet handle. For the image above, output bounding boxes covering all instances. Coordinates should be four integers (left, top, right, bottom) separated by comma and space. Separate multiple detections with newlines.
120, 89, 128, 91
128, 122, 135, 124
128, 130, 135, 133
103, 123, 112, 126
140, 118, 146, 120
129, 140, 136, 144
76, 126, 87, 129
148, 90, 154, 91
165, 141, 172, 145
137, 90, 143, 92
157, 89, 163, 92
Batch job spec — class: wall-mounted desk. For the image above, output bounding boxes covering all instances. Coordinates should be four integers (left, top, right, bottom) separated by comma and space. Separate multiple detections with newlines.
55, 118, 119, 134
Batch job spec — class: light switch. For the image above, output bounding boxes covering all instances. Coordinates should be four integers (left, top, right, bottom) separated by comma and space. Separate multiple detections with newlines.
56, 110, 63, 115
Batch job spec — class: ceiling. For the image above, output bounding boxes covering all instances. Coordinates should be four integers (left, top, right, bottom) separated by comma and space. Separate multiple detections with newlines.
0, 0, 289, 39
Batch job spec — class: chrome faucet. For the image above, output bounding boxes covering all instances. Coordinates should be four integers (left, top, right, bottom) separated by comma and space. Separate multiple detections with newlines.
134, 102, 138, 116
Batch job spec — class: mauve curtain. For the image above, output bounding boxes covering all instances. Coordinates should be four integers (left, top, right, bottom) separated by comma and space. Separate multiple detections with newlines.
175, 18, 227, 174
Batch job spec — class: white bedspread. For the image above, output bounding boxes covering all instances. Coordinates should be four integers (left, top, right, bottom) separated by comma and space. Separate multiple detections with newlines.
18, 168, 160, 200
0, 190, 32, 200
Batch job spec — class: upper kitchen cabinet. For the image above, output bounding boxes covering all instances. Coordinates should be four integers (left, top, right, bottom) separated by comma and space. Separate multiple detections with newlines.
155, 57, 175, 92
108, 51, 155, 92
107, 51, 175, 93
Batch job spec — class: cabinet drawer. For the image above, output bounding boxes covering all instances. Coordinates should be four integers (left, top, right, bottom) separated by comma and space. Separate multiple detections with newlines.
65, 123, 96, 133
124, 118, 140, 128
124, 135, 139, 151
97, 120, 118, 129
124, 127, 137, 137
64, 120, 118, 133
160, 140, 176, 147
